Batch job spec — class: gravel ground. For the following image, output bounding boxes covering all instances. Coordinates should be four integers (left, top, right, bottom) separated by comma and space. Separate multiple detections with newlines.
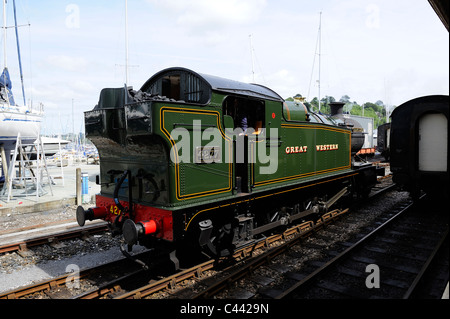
0, 205, 78, 232
0, 204, 129, 294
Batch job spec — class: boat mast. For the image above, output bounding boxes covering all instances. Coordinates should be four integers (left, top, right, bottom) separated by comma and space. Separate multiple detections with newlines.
1, 0, 10, 108
249, 34, 255, 82
12, 0, 26, 106
125, 0, 129, 87
318, 11, 322, 112
2, 0, 6, 69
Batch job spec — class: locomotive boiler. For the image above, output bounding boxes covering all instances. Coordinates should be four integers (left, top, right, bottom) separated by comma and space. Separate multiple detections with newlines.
77, 67, 379, 266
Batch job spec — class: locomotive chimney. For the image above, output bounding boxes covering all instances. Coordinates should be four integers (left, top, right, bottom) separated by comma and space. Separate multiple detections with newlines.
329, 102, 345, 116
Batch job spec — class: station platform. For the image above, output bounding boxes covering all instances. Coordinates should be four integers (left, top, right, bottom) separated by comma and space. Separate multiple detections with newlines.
0, 163, 100, 216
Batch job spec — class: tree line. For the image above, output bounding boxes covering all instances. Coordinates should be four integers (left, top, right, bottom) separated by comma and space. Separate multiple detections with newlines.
285, 94, 394, 129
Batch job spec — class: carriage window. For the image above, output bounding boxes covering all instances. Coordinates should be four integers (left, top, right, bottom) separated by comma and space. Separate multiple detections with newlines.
162, 75, 180, 100
223, 96, 265, 134
143, 70, 212, 104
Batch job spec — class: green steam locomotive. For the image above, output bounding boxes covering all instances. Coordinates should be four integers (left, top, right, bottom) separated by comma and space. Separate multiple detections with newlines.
77, 67, 379, 265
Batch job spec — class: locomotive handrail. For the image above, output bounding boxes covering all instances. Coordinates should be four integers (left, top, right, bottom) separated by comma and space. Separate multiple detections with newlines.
172, 122, 217, 129
114, 170, 131, 214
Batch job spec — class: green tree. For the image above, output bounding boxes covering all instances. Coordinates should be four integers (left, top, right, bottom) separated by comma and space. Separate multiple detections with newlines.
310, 97, 319, 111
285, 93, 394, 129
350, 103, 362, 116
340, 95, 351, 103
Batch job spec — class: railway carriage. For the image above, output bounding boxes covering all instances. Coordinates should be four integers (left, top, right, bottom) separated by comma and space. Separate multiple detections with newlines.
77, 67, 378, 264
390, 95, 449, 201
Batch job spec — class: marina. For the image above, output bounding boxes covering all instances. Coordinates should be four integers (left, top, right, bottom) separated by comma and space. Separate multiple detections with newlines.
0, 0, 43, 190
0, 160, 100, 216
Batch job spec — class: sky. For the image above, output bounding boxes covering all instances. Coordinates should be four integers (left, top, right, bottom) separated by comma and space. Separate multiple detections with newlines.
2, 0, 449, 135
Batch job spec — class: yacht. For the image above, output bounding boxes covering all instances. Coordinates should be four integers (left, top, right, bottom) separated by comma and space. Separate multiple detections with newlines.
0, 0, 43, 181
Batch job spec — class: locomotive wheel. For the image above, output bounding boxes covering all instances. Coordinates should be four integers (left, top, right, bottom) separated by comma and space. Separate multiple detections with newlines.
198, 220, 236, 258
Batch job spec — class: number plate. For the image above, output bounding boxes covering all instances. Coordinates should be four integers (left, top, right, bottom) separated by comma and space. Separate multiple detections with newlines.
109, 205, 122, 216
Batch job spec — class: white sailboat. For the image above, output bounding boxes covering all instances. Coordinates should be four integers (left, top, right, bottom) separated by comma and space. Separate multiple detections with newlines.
0, 0, 43, 181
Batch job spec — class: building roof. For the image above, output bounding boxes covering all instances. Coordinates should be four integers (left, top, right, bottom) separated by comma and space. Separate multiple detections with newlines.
429, 0, 449, 31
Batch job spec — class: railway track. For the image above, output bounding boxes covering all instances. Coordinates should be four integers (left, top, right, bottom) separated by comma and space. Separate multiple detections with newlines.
275, 198, 448, 299
94, 182, 396, 300
0, 221, 108, 255
190, 196, 448, 299
111, 209, 349, 299
2, 178, 407, 300
0, 208, 347, 299
71, 209, 344, 299
0, 250, 150, 299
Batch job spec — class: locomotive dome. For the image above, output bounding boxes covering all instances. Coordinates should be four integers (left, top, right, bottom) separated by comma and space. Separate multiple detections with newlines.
140, 67, 284, 104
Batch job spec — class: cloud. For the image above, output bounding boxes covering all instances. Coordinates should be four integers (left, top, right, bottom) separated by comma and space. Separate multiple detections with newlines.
17, 0, 447, 135
241, 68, 299, 99
148, 0, 267, 32
45, 55, 88, 72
